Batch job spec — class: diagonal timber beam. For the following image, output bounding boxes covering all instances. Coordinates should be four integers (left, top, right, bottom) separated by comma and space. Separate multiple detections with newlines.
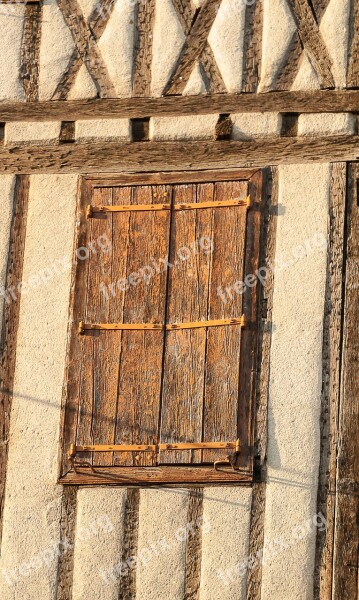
164, 0, 223, 95
282, 0, 334, 89
55, 0, 116, 99
171, 0, 226, 94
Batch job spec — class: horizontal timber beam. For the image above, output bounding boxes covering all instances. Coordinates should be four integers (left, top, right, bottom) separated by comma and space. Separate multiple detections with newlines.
0, 136, 358, 174
0, 90, 359, 122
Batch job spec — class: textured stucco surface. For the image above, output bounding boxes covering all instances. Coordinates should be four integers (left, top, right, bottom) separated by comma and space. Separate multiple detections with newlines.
298, 112, 356, 136
0, 175, 78, 599
150, 114, 218, 140
260, 164, 329, 600
39, 0, 76, 101
0, 176, 15, 333
320, 0, 351, 88
75, 119, 131, 142
5, 122, 61, 146
200, 488, 252, 600
259, 0, 297, 92
207, 0, 247, 93
231, 113, 282, 140
72, 488, 127, 600
0, 5, 25, 101
136, 489, 188, 600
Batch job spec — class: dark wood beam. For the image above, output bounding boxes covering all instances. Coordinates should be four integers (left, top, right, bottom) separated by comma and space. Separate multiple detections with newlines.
0, 91, 358, 122
0, 136, 357, 174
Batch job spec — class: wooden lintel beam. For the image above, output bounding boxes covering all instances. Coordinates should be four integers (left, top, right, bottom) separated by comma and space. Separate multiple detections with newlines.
0, 136, 358, 174
0, 91, 358, 122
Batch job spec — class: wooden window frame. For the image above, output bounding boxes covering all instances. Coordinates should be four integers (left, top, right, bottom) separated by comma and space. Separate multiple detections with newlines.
59, 168, 267, 486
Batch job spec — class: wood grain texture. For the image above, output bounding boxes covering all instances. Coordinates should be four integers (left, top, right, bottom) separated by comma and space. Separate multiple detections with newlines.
0, 176, 29, 546
246, 167, 276, 600
332, 163, 359, 600
314, 163, 346, 600
61, 170, 262, 484
171, 0, 225, 94
242, 0, 263, 93
55, 487, 78, 600
184, 489, 203, 600
113, 185, 170, 467
0, 91, 359, 121
347, 0, 359, 87
164, 0, 222, 95
286, 0, 334, 88
274, 0, 331, 91
0, 136, 358, 175
59, 121, 76, 143
132, 0, 155, 96
118, 488, 140, 599
56, 0, 115, 98
20, 1, 42, 102
60, 465, 252, 485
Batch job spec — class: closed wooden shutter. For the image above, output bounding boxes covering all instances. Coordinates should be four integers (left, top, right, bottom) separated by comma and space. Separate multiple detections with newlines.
60, 170, 264, 485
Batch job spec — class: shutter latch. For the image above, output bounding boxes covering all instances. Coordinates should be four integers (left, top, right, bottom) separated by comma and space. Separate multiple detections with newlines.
214, 438, 241, 472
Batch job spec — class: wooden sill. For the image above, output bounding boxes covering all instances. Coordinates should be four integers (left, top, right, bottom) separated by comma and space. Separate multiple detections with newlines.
59, 465, 253, 487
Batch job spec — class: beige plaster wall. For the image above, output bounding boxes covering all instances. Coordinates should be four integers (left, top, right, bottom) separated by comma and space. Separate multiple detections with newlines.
0, 159, 330, 599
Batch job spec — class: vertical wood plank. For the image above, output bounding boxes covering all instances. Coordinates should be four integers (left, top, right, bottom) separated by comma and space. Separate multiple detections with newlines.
347, 0, 359, 87
132, 0, 156, 97
237, 170, 263, 470
160, 183, 213, 464
203, 180, 248, 463
20, 1, 42, 102
242, 0, 263, 93
246, 167, 276, 600
332, 164, 359, 600
61, 178, 92, 474
314, 163, 346, 600
114, 185, 170, 466
0, 175, 29, 545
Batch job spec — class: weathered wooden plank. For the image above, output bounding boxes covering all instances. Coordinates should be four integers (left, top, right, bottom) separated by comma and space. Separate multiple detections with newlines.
20, 1, 42, 102
202, 181, 248, 463
0, 175, 29, 546
86, 169, 256, 186
184, 489, 203, 599
164, 0, 222, 95
286, 0, 334, 88
246, 167, 276, 600
118, 488, 140, 599
132, 0, 155, 96
236, 169, 263, 471
60, 178, 92, 476
86, 188, 121, 467
160, 183, 212, 464
314, 163, 346, 600
60, 465, 252, 485
332, 163, 359, 600
171, 0, 226, 93
273, 0, 330, 91
242, 0, 263, 92
347, 0, 359, 87
0, 91, 359, 121
57, 0, 115, 98
55, 487, 78, 600
59, 121, 76, 143
114, 185, 170, 466
0, 136, 358, 175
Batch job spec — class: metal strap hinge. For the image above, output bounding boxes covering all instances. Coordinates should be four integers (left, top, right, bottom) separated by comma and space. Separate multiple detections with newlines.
78, 316, 246, 335
86, 196, 251, 218
68, 439, 242, 472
